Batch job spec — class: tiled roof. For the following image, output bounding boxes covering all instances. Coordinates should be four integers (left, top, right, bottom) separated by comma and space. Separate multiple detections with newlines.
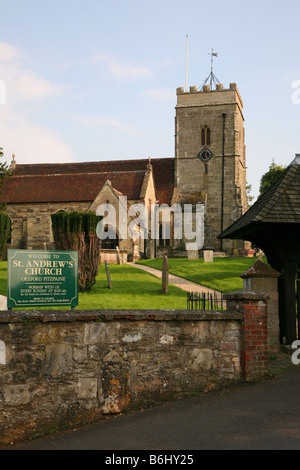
218, 160, 300, 239
1, 158, 175, 205
240, 259, 280, 278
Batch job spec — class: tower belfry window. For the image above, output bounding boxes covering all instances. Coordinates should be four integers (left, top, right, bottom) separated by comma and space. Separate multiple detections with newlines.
201, 126, 211, 146
206, 128, 210, 145
201, 128, 206, 146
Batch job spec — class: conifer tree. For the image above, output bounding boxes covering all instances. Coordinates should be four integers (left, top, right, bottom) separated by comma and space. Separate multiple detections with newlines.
51, 211, 101, 291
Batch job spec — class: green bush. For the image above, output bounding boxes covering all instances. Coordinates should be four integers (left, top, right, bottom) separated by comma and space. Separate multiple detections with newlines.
0, 213, 10, 260
51, 211, 101, 291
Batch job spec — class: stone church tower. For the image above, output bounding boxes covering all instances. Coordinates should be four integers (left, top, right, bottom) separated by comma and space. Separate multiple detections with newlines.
174, 82, 247, 253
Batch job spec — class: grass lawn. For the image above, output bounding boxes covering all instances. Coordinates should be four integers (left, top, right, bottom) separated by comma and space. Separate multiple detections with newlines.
0, 261, 187, 310
136, 256, 265, 293
0, 256, 264, 310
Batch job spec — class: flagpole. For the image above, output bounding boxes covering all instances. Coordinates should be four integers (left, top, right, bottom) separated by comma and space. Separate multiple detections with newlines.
185, 35, 188, 92
210, 49, 213, 88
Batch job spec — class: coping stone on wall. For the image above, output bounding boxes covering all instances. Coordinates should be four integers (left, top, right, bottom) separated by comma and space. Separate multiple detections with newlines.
0, 309, 243, 323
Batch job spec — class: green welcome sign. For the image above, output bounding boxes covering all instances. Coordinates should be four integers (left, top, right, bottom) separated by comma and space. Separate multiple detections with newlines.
7, 249, 78, 309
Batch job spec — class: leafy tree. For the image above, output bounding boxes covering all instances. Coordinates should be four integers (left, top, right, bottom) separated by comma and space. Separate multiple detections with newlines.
0, 148, 11, 259
246, 181, 254, 207
259, 160, 286, 195
0, 147, 11, 211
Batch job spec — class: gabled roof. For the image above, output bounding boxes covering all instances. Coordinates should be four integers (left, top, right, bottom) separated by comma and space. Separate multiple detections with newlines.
240, 259, 280, 279
219, 156, 300, 239
1, 157, 175, 205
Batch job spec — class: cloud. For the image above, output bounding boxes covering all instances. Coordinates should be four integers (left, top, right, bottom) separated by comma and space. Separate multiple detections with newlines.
78, 115, 141, 136
100, 55, 153, 82
0, 42, 69, 104
142, 88, 174, 102
0, 108, 73, 164
0, 43, 22, 61
14, 69, 68, 101
1, 62, 69, 105
63, 53, 154, 82
0, 42, 74, 164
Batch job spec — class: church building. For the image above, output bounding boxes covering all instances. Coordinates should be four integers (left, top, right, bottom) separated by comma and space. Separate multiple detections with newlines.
1, 82, 248, 261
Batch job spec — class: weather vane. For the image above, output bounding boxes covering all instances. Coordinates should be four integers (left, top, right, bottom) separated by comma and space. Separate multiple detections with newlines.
198, 49, 221, 90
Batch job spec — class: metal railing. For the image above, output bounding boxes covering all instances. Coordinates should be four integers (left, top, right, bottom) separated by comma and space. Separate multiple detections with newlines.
187, 291, 227, 311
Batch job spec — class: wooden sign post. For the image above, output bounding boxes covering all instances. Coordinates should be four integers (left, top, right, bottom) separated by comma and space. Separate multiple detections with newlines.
162, 255, 169, 294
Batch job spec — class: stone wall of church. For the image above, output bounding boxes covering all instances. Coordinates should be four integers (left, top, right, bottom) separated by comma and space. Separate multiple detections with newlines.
7, 202, 89, 251
6, 198, 137, 258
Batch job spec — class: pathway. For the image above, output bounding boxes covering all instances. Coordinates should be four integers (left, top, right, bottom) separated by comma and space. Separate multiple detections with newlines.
128, 262, 221, 296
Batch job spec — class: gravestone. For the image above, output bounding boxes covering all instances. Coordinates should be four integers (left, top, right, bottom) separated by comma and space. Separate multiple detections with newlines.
162, 256, 169, 293
203, 250, 214, 263
105, 261, 112, 289
116, 246, 120, 264
187, 245, 199, 260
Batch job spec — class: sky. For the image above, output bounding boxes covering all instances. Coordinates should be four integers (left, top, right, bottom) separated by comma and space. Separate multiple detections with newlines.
0, 0, 300, 200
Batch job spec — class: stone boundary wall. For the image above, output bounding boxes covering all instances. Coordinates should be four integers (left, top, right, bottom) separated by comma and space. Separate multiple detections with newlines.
0, 293, 268, 445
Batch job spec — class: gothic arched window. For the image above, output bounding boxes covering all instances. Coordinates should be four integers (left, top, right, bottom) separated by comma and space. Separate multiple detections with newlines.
201, 127, 211, 146
159, 223, 171, 247
201, 128, 206, 146
101, 225, 119, 249
206, 128, 210, 145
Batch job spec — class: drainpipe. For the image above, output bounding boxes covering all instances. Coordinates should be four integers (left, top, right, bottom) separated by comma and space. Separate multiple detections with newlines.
220, 113, 226, 251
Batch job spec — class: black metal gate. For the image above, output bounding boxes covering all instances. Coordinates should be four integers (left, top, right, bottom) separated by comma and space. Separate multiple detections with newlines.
187, 291, 226, 311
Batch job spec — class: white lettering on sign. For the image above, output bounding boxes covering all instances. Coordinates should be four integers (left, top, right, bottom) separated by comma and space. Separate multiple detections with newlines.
0, 341, 6, 365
